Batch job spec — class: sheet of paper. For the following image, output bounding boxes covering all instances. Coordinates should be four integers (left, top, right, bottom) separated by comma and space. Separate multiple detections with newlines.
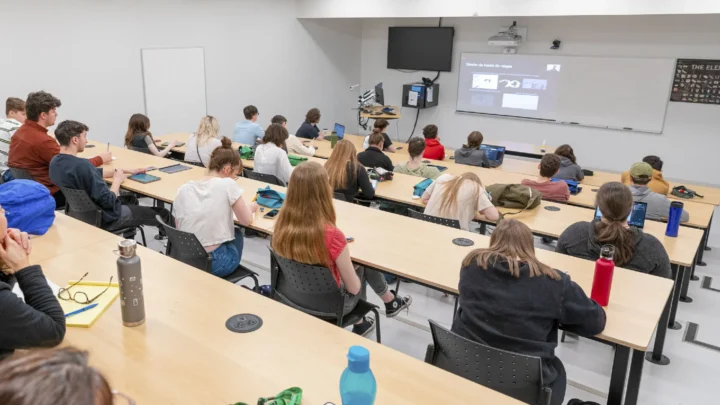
427, 87, 434, 103
112, 157, 118, 161
408, 91, 419, 107
12, 277, 61, 302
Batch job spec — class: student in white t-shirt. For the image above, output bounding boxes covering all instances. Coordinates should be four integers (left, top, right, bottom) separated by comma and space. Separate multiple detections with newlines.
422, 173, 500, 231
253, 123, 294, 185
1, 97, 27, 178
174, 137, 258, 277
185, 115, 223, 167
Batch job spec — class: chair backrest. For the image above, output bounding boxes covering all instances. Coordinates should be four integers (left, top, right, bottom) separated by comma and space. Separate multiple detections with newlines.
268, 247, 345, 319
155, 216, 212, 273
245, 170, 284, 186
408, 209, 461, 229
60, 187, 103, 227
127, 146, 152, 155
184, 160, 205, 168
426, 320, 551, 405
9, 168, 34, 181
333, 192, 348, 202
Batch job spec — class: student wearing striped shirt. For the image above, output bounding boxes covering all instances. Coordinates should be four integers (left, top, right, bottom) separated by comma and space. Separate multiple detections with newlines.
0, 98, 26, 181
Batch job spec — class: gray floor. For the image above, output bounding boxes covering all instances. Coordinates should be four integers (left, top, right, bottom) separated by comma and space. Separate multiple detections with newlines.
141, 199, 720, 405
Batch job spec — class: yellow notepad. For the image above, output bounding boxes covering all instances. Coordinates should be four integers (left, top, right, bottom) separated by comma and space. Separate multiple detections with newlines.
58, 281, 120, 328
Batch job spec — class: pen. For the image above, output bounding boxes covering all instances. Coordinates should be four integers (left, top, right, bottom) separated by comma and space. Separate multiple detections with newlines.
65, 303, 98, 318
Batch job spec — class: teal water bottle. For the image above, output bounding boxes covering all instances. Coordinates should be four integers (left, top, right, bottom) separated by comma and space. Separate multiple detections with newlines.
340, 346, 376, 405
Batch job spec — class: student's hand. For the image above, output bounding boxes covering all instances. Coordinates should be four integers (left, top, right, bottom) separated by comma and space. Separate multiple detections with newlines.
249, 202, 259, 213
316, 133, 325, 141
99, 152, 113, 164
0, 234, 31, 273
6, 228, 31, 255
128, 168, 146, 175
169, 140, 178, 148
113, 169, 128, 184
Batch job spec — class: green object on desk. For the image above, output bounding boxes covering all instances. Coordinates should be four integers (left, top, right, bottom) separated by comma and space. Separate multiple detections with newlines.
240, 145, 255, 160
327, 133, 338, 148
288, 155, 308, 167
232, 387, 303, 405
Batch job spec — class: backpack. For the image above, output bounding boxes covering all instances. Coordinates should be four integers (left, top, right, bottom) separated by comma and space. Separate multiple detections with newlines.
671, 185, 703, 199
413, 178, 434, 197
567, 400, 600, 405
485, 183, 542, 213
0, 180, 56, 235
552, 178, 583, 195
239, 145, 255, 160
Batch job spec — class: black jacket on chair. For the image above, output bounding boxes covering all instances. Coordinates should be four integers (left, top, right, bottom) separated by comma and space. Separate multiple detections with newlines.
357, 147, 394, 172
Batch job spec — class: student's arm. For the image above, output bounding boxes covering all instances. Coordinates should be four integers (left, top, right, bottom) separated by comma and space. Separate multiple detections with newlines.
555, 229, 571, 254
480, 206, 501, 221
680, 209, 690, 223
147, 136, 175, 157
279, 152, 294, 185
575, 165, 585, 181
335, 246, 362, 295
560, 182, 571, 202
478, 189, 500, 221
384, 134, 396, 153
560, 274, 607, 336
232, 197, 257, 227
356, 165, 375, 200
481, 151, 492, 168
255, 125, 265, 145
384, 156, 394, 172
421, 181, 437, 204
652, 244, 672, 279
38, 137, 61, 164
439, 145, 446, 160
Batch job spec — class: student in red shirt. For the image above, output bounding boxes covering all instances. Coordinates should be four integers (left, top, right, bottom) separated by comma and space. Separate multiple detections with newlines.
8, 91, 110, 209
271, 162, 412, 337
521, 154, 570, 202
422, 124, 445, 160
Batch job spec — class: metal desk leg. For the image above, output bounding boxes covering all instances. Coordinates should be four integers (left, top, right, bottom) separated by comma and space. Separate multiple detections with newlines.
624, 349, 646, 405
679, 260, 695, 303
667, 265, 683, 330
697, 217, 710, 266
608, 345, 630, 405
453, 297, 459, 321
704, 213, 714, 253
646, 293, 672, 365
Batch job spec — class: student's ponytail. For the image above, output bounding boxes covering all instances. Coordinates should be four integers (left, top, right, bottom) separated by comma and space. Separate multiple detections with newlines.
594, 182, 637, 266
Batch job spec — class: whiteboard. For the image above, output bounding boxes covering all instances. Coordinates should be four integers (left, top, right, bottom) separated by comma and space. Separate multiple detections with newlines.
455, 53, 676, 133
141, 47, 206, 137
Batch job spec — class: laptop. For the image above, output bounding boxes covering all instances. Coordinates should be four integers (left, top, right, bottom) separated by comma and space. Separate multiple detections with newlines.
594, 201, 648, 229
333, 123, 345, 140
479, 144, 506, 168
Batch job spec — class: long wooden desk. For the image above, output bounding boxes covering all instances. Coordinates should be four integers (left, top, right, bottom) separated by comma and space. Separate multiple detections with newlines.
30, 213, 118, 263
360, 105, 401, 120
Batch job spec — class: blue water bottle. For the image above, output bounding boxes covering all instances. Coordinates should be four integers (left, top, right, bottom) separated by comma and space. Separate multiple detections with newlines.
340, 346, 376, 405
666, 201, 684, 237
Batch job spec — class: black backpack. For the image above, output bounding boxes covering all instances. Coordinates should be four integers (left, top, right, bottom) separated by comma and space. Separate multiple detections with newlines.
568, 400, 601, 405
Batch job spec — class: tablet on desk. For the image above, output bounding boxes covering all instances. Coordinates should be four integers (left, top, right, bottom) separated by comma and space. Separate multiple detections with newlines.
159, 164, 192, 174
128, 173, 161, 184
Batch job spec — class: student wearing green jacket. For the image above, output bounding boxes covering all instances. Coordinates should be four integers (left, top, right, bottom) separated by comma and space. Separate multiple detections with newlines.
393, 137, 442, 180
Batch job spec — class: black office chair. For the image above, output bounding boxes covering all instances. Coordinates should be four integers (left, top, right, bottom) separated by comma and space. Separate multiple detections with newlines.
268, 247, 381, 343
243, 169, 285, 186
126, 146, 152, 154
425, 320, 552, 405
184, 160, 205, 168
333, 192, 348, 202
60, 187, 147, 246
408, 209, 462, 229
156, 216, 259, 288
9, 168, 34, 181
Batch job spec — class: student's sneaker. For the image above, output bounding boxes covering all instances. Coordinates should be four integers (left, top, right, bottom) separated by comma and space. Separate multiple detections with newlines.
385, 291, 412, 318
351, 316, 376, 337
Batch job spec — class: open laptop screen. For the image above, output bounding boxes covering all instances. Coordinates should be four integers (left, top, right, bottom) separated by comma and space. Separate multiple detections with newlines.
334, 123, 345, 139
594, 201, 648, 229
480, 144, 506, 164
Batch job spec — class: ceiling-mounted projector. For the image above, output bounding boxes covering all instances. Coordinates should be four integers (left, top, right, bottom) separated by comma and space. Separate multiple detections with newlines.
488, 21, 523, 47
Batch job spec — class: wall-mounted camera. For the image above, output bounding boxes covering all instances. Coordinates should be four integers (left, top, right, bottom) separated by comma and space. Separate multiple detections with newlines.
551, 39, 561, 50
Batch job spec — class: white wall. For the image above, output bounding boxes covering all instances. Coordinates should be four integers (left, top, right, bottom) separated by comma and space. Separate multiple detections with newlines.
0, 0, 362, 145
297, 0, 720, 19
361, 15, 720, 185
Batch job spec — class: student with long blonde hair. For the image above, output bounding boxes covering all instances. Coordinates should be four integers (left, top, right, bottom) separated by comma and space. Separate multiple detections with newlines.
272, 162, 411, 336
452, 219, 606, 405
123, 113, 178, 157
185, 115, 222, 167
324, 140, 375, 202
421, 172, 500, 231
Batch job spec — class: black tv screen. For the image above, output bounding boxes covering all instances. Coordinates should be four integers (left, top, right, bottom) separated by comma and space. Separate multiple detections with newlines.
387, 27, 455, 72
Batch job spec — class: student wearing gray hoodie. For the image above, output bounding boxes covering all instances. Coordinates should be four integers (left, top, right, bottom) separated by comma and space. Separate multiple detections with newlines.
553, 144, 584, 181
627, 162, 689, 223
454, 131, 491, 168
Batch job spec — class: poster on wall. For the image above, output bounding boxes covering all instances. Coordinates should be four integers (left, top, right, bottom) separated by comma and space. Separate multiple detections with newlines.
671, 59, 720, 104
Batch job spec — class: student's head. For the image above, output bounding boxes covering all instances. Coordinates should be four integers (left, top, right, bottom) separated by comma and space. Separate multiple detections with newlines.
642, 155, 663, 172
0, 347, 118, 405
5, 97, 26, 123
422, 124, 438, 140
271, 114, 287, 128
438, 173, 483, 216
55, 120, 90, 153
124, 113, 151, 147
554, 144, 576, 164
462, 219, 559, 280
407, 137, 426, 159
208, 137, 242, 177
325, 140, 358, 191
465, 131, 484, 149
262, 123, 289, 147
539, 153, 562, 178
243, 105, 259, 122
25, 91, 61, 127
305, 108, 321, 124
373, 119, 389, 134
195, 115, 219, 146
628, 162, 653, 186
272, 162, 336, 267
368, 132, 384, 149
594, 182, 636, 266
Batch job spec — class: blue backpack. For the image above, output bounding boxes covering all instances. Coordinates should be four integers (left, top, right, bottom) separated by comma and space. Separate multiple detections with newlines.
413, 179, 434, 197
552, 178, 583, 195
0, 180, 56, 235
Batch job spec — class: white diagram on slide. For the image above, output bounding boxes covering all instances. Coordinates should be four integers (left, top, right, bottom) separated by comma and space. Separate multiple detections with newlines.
472, 74, 498, 90
500, 79, 521, 88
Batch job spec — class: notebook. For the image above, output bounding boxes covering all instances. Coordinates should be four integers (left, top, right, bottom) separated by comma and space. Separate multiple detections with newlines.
594, 201, 648, 229
58, 280, 120, 328
479, 144, 506, 168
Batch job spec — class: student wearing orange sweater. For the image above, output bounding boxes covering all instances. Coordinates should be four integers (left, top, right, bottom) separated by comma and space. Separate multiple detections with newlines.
620, 155, 670, 195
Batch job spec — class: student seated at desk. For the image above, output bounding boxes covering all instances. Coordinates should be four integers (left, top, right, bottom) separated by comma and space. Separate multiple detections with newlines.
49, 120, 174, 237
233, 105, 264, 146
454, 131, 491, 168
521, 154, 570, 202
0, 205, 65, 358
621, 155, 670, 195
553, 144, 584, 181
453, 219, 606, 405
271, 162, 412, 336
185, 115, 222, 167
422, 124, 445, 161
253, 123, 294, 185
1, 97, 27, 180
357, 132, 394, 172
421, 173, 500, 231
393, 137, 441, 180
556, 182, 671, 278
272, 115, 316, 157
325, 140, 375, 202
362, 119, 396, 153
295, 108, 325, 140
123, 113, 177, 157
626, 162, 688, 223
175, 138, 258, 277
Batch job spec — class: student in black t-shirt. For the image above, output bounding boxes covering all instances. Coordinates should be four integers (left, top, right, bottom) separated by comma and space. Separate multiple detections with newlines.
363, 119, 395, 152
325, 140, 375, 202
357, 132, 394, 172
295, 108, 324, 140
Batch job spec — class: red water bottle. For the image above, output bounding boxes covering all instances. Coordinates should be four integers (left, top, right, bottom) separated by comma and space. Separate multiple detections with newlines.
590, 245, 615, 306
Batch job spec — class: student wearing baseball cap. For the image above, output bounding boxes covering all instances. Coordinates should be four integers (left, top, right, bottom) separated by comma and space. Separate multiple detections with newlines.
627, 162, 689, 222
621, 155, 670, 195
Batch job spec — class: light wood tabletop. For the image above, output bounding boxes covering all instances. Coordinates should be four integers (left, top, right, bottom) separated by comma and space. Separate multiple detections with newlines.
37, 236, 523, 405
30, 213, 118, 263
360, 105, 401, 120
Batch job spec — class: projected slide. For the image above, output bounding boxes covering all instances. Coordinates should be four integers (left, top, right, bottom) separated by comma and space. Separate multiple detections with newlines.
456, 54, 562, 120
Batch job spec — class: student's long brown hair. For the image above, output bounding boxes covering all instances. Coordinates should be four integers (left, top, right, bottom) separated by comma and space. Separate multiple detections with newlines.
124, 113, 152, 147
272, 162, 337, 267
594, 182, 636, 266
463, 219, 559, 279
325, 140, 359, 191
436, 172, 484, 217
555, 144, 576, 164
